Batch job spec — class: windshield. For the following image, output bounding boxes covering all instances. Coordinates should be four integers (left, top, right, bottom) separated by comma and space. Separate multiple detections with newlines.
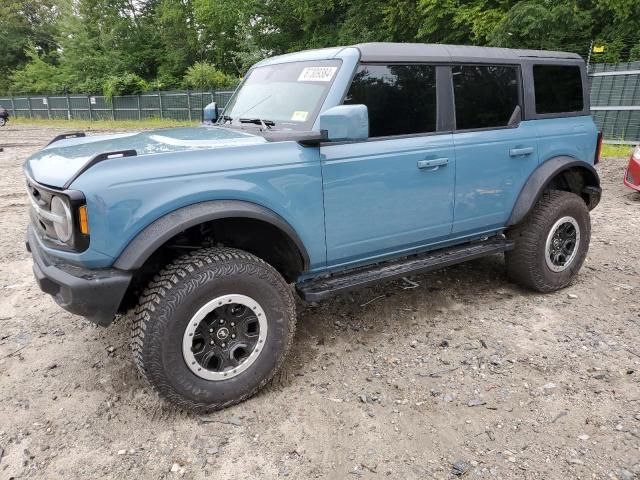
221, 60, 342, 130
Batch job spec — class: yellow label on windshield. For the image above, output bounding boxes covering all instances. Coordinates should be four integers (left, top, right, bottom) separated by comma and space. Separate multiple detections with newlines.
291, 111, 309, 122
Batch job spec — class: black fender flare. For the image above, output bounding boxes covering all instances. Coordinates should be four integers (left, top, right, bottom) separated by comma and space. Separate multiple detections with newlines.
507, 156, 600, 227
113, 200, 310, 271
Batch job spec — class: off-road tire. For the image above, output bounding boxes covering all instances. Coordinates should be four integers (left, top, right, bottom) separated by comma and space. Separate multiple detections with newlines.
505, 190, 591, 292
132, 247, 296, 411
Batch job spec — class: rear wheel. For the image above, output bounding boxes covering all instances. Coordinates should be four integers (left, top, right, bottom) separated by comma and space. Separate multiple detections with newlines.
0, 118, 5, 127
132, 247, 296, 411
505, 190, 591, 292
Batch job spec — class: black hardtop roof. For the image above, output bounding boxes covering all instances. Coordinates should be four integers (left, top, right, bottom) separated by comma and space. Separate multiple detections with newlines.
352, 42, 584, 64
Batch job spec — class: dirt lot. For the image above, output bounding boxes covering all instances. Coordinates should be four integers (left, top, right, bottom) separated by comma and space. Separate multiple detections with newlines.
0, 124, 638, 480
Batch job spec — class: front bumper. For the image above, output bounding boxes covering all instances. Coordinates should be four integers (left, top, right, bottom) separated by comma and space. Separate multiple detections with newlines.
26, 226, 132, 326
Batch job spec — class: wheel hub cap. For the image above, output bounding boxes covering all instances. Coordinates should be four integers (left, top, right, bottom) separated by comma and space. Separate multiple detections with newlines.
182, 294, 267, 381
545, 216, 580, 272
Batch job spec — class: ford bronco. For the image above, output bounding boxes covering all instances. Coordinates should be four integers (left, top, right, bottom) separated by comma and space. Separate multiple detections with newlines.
24, 43, 602, 410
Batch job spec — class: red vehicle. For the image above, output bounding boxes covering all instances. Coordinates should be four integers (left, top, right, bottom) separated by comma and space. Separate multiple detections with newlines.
624, 145, 640, 192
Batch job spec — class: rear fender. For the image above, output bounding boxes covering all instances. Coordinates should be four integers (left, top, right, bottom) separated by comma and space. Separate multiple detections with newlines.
507, 156, 600, 226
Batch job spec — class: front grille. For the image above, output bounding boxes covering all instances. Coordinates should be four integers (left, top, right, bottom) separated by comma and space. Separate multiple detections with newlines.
25, 178, 65, 244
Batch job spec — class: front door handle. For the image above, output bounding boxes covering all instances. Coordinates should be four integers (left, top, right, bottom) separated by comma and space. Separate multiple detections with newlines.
417, 157, 449, 169
509, 147, 534, 157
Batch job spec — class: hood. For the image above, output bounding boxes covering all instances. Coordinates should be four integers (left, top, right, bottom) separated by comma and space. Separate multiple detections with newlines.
24, 125, 265, 188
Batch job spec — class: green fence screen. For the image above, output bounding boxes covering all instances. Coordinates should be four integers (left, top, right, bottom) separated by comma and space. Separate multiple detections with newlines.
0, 90, 235, 122
589, 62, 640, 143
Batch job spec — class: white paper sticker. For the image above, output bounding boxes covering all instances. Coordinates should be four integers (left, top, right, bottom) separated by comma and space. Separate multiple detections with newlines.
297, 66, 337, 82
291, 111, 309, 122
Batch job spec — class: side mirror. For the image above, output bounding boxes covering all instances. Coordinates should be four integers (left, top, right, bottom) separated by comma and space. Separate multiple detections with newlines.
319, 104, 368, 142
203, 102, 218, 123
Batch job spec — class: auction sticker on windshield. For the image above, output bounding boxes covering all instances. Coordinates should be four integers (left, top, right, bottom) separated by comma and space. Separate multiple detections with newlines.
298, 66, 338, 82
291, 111, 309, 122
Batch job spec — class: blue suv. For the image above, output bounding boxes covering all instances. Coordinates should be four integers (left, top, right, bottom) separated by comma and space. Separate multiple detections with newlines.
24, 43, 602, 410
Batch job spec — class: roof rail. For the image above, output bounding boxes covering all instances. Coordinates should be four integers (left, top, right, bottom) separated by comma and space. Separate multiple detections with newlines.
46, 132, 86, 146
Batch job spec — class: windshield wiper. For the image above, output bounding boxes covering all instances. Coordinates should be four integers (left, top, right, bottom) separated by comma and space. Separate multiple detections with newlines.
239, 118, 275, 129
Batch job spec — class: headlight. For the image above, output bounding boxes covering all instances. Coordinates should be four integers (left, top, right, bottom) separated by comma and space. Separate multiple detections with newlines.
633, 146, 640, 162
50, 195, 73, 242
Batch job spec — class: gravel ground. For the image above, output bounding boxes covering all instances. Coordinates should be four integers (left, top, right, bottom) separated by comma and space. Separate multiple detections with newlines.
0, 124, 639, 480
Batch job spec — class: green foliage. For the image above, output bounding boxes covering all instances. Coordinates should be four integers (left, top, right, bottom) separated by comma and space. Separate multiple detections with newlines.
631, 43, 640, 62
0, 0, 60, 93
2, 0, 640, 95
183, 62, 236, 90
8, 47, 68, 94
103, 74, 149, 98
488, 1, 592, 53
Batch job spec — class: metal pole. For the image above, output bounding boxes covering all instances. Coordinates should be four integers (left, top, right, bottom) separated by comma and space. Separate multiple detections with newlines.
586, 40, 593, 71
66, 92, 71, 120
10, 96, 15, 118
186, 89, 192, 122
137, 95, 141, 120
27, 97, 33, 119
45, 96, 51, 120
111, 96, 116, 121
158, 89, 163, 120
87, 96, 93, 121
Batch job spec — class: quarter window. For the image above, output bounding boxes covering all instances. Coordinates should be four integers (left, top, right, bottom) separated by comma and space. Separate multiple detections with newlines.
453, 65, 519, 130
343, 64, 437, 137
533, 65, 583, 114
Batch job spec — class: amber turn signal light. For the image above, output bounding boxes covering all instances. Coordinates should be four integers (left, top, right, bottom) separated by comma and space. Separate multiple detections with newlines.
78, 205, 89, 234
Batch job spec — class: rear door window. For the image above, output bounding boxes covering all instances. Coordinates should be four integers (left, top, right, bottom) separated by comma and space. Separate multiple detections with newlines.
343, 64, 437, 138
533, 65, 583, 114
453, 65, 519, 130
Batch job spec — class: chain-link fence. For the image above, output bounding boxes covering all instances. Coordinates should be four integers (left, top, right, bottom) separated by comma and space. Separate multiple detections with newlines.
0, 90, 235, 122
589, 62, 640, 143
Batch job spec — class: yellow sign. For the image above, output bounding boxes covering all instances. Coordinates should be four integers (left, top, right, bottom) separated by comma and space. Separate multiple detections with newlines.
593, 45, 605, 53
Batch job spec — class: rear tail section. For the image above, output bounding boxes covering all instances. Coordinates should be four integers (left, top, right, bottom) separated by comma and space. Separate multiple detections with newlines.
594, 131, 603, 165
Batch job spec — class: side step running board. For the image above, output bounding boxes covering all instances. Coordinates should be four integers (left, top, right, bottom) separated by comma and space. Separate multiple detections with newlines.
296, 237, 513, 302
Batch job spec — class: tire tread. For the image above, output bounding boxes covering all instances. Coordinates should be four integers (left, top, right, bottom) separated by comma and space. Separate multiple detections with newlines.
131, 247, 296, 412
505, 190, 590, 292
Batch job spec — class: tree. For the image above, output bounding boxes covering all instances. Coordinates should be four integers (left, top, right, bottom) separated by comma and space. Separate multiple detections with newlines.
103, 73, 149, 97
489, 1, 592, 55
193, 0, 252, 74
2, 0, 640, 96
8, 46, 68, 94
152, 0, 198, 88
183, 62, 235, 89
0, 0, 60, 93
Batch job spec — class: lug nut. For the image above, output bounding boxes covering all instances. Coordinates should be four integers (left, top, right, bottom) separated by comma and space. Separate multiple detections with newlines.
230, 322, 235, 327
221, 342, 226, 348
209, 328, 214, 333
231, 334, 236, 339
210, 340, 214, 345
219, 319, 224, 324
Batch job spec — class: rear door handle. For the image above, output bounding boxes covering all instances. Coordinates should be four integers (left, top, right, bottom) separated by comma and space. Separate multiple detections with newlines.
509, 147, 534, 157
417, 157, 449, 169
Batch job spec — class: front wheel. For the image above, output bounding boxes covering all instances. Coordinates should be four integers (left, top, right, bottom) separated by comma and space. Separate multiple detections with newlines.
132, 247, 296, 411
0, 117, 6, 127
505, 190, 591, 292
